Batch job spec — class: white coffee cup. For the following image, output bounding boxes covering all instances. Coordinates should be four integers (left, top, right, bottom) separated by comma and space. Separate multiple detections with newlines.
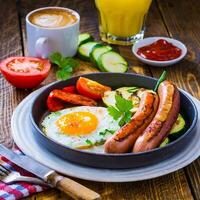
26, 7, 80, 58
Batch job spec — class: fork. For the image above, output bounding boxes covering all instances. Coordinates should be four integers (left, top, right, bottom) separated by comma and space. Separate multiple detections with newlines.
0, 163, 49, 186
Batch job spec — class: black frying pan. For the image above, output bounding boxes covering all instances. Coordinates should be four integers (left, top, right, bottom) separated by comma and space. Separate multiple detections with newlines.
30, 73, 198, 169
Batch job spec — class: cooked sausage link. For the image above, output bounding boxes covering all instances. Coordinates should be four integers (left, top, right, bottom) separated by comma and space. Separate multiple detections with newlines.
133, 81, 180, 153
104, 91, 159, 153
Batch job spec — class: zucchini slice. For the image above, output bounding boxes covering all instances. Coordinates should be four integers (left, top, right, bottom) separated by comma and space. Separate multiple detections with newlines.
102, 88, 140, 113
116, 87, 139, 99
169, 114, 186, 140
78, 42, 100, 61
102, 91, 116, 107
160, 137, 170, 147
170, 114, 185, 134
90, 45, 112, 66
98, 51, 128, 73
78, 33, 93, 46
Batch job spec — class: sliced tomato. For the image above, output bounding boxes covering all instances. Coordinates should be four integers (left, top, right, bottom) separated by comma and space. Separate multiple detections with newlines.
62, 85, 76, 94
76, 77, 111, 100
0, 57, 51, 88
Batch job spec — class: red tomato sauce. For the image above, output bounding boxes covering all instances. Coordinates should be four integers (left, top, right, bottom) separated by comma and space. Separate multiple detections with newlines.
137, 39, 182, 61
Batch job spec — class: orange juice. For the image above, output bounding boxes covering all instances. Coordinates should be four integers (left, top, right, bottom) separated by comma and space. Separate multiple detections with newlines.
95, 0, 152, 45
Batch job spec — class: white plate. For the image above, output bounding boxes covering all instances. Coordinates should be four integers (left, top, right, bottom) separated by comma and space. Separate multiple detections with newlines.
11, 87, 200, 182
132, 37, 187, 67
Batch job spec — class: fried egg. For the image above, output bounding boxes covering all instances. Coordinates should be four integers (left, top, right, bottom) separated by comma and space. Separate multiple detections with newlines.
42, 106, 120, 149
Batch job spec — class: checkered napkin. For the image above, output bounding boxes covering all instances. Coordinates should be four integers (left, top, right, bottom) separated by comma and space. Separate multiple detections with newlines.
0, 148, 48, 200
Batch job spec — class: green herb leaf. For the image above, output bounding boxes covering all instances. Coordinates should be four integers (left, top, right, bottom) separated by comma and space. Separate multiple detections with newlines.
49, 52, 62, 66
60, 57, 79, 69
107, 94, 133, 126
107, 106, 121, 120
96, 139, 106, 145
154, 70, 167, 92
53, 111, 61, 116
49, 52, 79, 80
56, 70, 72, 80
119, 111, 132, 126
115, 94, 133, 112
99, 129, 115, 136
85, 139, 93, 146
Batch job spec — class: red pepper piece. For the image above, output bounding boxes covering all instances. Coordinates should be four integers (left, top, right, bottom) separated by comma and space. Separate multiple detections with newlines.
46, 89, 97, 111
62, 85, 76, 94
47, 94, 65, 112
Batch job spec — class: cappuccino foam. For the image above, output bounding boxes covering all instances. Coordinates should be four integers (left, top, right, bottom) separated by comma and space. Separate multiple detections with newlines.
29, 9, 77, 28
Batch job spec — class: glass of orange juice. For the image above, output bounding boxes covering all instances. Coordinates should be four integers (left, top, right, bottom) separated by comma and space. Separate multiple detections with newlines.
95, 0, 152, 45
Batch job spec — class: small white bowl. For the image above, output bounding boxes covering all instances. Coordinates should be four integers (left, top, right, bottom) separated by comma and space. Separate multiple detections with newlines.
132, 37, 187, 67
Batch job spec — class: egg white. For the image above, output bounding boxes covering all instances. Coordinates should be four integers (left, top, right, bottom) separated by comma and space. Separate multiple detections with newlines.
41, 106, 120, 149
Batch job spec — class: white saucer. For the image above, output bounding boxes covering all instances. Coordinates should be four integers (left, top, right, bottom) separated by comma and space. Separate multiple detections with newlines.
132, 37, 187, 67
11, 87, 200, 182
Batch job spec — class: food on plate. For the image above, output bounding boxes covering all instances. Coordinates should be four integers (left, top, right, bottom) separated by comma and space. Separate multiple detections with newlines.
106, 94, 134, 127
133, 80, 180, 152
169, 114, 185, 135
42, 106, 120, 149
102, 87, 140, 113
0, 57, 50, 88
78, 33, 94, 46
160, 114, 185, 148
104, 91, 159, 153
153, 70, 167, 92
47, 89, 97, 112
76, 77, 111, 100
44, 75, 185, 154
160, 137, 170, 147
168, 113, 186, 141
46, 77, 110, 111
137, 39, 182, 61
62, 85, 76, 94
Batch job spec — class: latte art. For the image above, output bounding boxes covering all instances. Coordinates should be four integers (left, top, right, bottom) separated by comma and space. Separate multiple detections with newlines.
29, 9, 77, 28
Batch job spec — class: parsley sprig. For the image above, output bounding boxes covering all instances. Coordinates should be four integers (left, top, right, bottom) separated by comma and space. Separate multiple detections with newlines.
49, 52, 79, 80
99, 129, 115, 136
107, 94, 133, 126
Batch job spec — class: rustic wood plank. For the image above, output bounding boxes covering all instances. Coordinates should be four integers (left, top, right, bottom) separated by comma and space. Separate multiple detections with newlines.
16, 0, 195, 199
0, 0, 30, 148
151, 0, 200, 199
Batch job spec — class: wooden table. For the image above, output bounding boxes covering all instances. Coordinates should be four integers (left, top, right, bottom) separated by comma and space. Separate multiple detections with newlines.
0, 0, 200, 199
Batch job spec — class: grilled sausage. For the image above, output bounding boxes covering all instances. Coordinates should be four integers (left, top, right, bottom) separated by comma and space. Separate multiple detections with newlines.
133, 81, 180, 153
104, 91, 159, 153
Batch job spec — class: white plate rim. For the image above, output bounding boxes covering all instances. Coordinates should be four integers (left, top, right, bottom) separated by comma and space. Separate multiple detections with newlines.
11, 87, 200, 182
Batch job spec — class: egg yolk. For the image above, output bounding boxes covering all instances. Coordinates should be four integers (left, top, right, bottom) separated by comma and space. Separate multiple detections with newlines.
56, 112, 98, 135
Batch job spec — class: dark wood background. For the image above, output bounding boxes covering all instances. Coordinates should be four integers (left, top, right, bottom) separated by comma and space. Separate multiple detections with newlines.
0, 0, 199, 199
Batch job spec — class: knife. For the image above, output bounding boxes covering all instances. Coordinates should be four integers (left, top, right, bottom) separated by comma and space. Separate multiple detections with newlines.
0, 144, 101, 200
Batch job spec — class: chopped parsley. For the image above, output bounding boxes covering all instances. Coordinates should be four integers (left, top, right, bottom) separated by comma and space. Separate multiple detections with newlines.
107, 94, 133, 126
99, 129, 115, 136
85, 139, 93, 146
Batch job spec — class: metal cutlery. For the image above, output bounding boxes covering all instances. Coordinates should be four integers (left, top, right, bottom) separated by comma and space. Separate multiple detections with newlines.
0, 144, 101, 200
0, 163, 48, 185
